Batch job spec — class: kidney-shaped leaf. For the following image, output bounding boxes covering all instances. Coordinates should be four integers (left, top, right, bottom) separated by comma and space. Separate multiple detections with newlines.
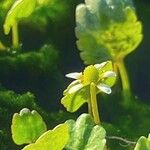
134, 134, 150, 150
11, 108, 47, 145
23, 123, 69, 150
65, 113, 106, 150
4, 0, 36, 34
76, 0, 143, 64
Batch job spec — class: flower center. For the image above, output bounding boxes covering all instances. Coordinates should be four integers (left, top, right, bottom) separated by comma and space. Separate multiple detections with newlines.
83, 65, 99, 85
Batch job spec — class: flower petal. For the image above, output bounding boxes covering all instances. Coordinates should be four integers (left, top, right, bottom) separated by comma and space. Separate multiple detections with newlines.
68, 80, 80, 88
64, 80, 80, 95
97, 83, 112, 94
103, 71, 116, 78
65, 72, 82, 79
68, 83, 83, 94
94, 61, 108, 69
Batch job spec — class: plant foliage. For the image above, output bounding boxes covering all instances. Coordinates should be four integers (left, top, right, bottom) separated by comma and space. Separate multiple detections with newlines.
23, 123, 69, 150
65, 113, 106, 150
76, 0, 143, 64
11, 108, 47, 145
4, 0, 37, 35
134, 134, 150, 150
61, 61, 116, 112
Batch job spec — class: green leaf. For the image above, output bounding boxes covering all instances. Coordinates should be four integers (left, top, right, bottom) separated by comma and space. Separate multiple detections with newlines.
11, 108, 47, 145
23, 123, 69, 150
61, 86, 90, 112
65, 113, 106, 150
134, 134, 150, 150
76, 0, 143, 64
4, 0, 37, 34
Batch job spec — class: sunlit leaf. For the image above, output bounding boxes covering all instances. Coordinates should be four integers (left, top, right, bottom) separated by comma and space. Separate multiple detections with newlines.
76, 0, 143, 64
11, 108, 47, 145
134, 134, 150, 150
61, 86, 90, 112
65, 113, 106, 150
4, 0, 37, 34
23, 123, 69, 150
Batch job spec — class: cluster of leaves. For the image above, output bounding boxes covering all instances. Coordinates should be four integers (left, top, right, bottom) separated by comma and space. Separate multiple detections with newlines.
11, 109, 107, 150
0, 88, 79, 150
11, 108, 150, 150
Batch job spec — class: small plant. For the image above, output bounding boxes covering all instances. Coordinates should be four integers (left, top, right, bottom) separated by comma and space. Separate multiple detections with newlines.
75, 0, 143, 106
3, 0, 37, 48
10, 61, 149, 149
61, 61, 116, 124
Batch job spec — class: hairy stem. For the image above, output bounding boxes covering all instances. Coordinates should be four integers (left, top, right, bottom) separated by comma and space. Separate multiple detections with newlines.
116, 58, 132, 106
90, 83, 100, 124
12, 21, 19, 48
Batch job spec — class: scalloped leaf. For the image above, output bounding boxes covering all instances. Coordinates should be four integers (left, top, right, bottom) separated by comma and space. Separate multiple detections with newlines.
76, 0, 143, 64
65, 113, 106, 150
4, 0, 36, 34
134, 134, 150, 150
23, 123, 69, 150
61, 86, 90, 112
11, 108, 47, 145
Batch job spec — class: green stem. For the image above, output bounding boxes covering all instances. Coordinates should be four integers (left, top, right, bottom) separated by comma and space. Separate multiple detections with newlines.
90, 83, 100, 124
116, 58, 132, 105
88, 98, 93, 117
12, 21, 19, 48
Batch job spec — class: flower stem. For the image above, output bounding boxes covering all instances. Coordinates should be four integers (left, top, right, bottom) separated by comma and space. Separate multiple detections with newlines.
88, 98, 93, 117
116, 58, 132, 106
90, 83, 100, 124
12, 21, 19, 48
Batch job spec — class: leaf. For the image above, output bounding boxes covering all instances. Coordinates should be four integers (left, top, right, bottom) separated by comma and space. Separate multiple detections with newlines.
23, 123, 69, 150
65, 113, 106, 150
61, 86, 90, 112
4, 0, 37, 34
76, 0, 143, 64
134, 134, 150, 150
11, 108, 47, 145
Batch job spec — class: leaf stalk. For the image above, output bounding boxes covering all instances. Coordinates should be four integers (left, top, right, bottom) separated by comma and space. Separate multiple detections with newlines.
12, 21, 19, 48
115, 58, 132, 106
90, 83, 100, 124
